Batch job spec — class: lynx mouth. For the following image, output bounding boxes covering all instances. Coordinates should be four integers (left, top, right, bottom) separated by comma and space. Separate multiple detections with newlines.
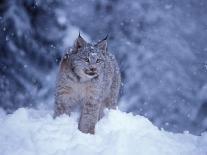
84, 70, 97, 76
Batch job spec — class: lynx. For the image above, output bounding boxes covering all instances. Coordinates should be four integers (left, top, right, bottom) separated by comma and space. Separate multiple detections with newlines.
54, 34, 121, 134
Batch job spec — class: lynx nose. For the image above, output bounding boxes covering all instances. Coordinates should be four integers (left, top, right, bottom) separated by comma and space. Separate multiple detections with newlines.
89, 67, 97, 72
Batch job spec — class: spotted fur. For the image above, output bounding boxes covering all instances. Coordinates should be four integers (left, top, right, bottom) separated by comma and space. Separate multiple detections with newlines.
54, 35, 121, 134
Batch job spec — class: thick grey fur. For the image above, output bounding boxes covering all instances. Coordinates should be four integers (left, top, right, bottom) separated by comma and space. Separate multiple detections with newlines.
54, 35, 121, 134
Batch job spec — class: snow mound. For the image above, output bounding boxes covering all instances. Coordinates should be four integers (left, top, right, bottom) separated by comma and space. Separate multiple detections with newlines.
0, 108, 207, 155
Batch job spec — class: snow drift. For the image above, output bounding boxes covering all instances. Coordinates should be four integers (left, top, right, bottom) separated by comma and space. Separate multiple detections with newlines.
0, 108, 206, 155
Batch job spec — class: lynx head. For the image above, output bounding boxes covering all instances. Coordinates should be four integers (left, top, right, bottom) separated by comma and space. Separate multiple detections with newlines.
70, 34, 108, 81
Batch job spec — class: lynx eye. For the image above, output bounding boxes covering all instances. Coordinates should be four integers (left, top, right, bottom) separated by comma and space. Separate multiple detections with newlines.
84, 58, 89, 62
96, 59, 102, 63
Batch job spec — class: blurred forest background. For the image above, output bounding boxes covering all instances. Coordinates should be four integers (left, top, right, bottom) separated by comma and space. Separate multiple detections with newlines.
0, 0, 207, 135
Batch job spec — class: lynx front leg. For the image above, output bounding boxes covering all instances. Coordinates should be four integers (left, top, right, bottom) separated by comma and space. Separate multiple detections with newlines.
105, 63, 121, 109
78, 101, 101, 134
54, 102, 65, 118
53, 95, 75, 118
104, 83, 120, 109
99, 67, 121, 119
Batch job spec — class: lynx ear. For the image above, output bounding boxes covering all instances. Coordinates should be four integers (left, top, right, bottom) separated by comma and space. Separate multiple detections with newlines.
97, 35, 108, 55
73, 33, 87, 51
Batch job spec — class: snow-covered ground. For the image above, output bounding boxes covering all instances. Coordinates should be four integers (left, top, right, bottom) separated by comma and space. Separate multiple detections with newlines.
0, 108, 206, 155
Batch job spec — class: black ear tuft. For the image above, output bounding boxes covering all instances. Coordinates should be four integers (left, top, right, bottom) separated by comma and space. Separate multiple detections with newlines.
97, 34, 108, 55
73, 32, 87, 51
102, 34, 108, 41
78, 30, 81, 38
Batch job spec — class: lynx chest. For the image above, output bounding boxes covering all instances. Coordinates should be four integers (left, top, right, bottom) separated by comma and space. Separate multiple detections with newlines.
68, 80, 103, 100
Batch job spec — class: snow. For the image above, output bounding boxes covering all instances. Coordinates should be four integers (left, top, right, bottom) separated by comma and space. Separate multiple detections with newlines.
2, 0, 207, 134
0, 108, 206, 155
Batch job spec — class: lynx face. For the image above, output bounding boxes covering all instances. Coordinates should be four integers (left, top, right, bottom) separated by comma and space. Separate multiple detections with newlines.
70, 35, 107, 81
